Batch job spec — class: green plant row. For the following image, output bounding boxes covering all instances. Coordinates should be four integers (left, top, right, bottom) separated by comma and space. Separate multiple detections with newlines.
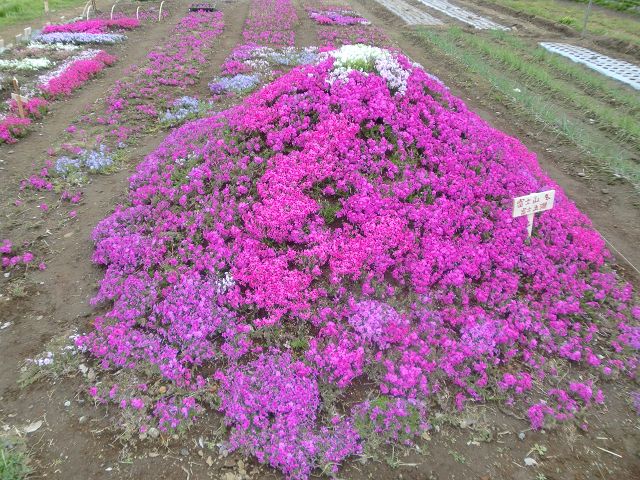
412, 28, 640, 192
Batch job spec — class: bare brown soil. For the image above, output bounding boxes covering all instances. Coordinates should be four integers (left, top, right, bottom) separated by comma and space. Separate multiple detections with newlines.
0, 0, 638, 479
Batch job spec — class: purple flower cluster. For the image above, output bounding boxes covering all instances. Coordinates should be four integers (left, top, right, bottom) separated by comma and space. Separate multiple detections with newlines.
1, 239, 36, 269
216, 352, 361, 479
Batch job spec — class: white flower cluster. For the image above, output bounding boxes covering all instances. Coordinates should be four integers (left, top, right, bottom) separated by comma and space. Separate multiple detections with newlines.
325, 44, 411, 95
0, 57, 53, 72
32, 351, 55, 366
27, 41, 81, 52
214, 271, 235, 295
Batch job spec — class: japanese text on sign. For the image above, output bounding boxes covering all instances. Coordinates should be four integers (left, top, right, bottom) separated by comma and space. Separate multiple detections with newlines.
512, 190, 555, 218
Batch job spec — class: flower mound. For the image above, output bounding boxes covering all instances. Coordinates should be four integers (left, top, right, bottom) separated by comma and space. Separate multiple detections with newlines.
79, 46, 639, 479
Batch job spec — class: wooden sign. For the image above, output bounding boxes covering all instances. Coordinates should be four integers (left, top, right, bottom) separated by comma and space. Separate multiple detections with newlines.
12, 78, 26, 118
11, 93, 29, 104
24, 27, 32, 41
0, 38, 4, 50
512, 189, 555, 237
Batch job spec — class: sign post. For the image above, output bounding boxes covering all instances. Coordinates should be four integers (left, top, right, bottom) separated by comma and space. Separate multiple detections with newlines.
12, 78, 26, 118
512, 190, 555, 237
581, 0, 594, 36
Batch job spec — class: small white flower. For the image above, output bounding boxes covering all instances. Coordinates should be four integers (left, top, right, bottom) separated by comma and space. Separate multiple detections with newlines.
324, 44, 411, 95
0, 58, 53, 72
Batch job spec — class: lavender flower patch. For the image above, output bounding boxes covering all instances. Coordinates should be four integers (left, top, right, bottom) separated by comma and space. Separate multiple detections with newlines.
209, 73, 261, 94
160, 96, 206, 126
258, 46, 318, 67
54, 145, 113, 178
55, 156, 82, 176
83, 145, 114, 172
33, 32, 126, 45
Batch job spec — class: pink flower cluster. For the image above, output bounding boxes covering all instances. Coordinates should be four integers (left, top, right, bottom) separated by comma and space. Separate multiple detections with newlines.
38, 51, 116, 97
42, 17, 140, 34
304, 0, 390, 47
0, 116, 31, 144
78, 46, 638, 478
0, 98, 49, 144
1, 239, 37, 269
9, 97, 49, 119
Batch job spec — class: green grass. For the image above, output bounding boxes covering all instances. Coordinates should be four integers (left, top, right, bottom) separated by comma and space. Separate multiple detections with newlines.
568, 0, 640, 13
0, 0, 88, 28
493, 31, 640, 113
411, 27, 640, 192
443, 28, 640, 148
487, 0, 640, 48
0, 441, 30, 480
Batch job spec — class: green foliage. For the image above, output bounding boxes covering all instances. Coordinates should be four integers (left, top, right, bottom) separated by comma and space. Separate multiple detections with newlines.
341, 57, 375, 72
485, 0, 640, 47
0, 439, 30, 480
558, 15, 577, 26
569, 0, 640, 13
0, 0, 87, 27
319, 199, 341, 225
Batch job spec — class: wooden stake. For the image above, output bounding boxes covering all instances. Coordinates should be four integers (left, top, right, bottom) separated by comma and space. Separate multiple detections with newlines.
159, 1, 165, 22
44, 0, 50, 14
111, 4, 116, 20
581, 0, 593, 36
136, 6, 141, 20
13, 78, 26, 118
0, 38, 4, 51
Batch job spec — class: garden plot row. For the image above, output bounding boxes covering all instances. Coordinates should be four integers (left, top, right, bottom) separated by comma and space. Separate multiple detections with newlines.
372, 0, 507, 29
541, 42, 640, 90
0, 16, 143, 144
415, 0, 508, 29
373, 0, 443, 26
23, 9, 224, 195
